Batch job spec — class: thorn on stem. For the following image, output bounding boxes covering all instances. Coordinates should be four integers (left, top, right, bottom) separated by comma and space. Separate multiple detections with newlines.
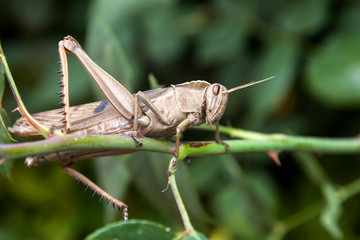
267, 151, 281, 166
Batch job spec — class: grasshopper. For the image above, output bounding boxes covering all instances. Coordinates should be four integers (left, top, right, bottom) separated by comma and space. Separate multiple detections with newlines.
7, 36, 273, 220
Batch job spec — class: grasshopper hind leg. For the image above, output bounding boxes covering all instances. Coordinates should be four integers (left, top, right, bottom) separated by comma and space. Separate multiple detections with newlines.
60, 165, 129, 221
57, 40, 71, 133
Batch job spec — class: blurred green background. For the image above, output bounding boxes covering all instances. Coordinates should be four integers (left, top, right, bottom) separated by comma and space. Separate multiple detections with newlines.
1, 0, 360, 239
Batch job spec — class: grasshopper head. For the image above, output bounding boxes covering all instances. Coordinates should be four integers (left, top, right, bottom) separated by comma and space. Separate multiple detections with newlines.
205, 84, 229, 126
204, 76, 275, 126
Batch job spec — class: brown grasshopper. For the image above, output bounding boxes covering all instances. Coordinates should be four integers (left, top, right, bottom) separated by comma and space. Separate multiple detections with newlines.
8, 36, 273, 220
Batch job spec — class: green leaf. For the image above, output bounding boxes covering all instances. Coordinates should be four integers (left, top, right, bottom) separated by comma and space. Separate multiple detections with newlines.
245, 40, 298, 129
0, 57, 14, 179
294, 152, 343, 238
128, 152, 177, 221
320, 184, 343, 239
305, 32, 360, 108
0, 107, 15, 143
143, 2, 185, 65
184, 231, 207, 240
0, 57, 5, 103
89, 0, 165, 26
274, 0, 329, 35
214, 186, 265, 239
195, 0, 255, 65
93, 155, 132, 222
128, 152, 207, 229
0, 157, 12, 179
175, 161, 208, 230
148, 73, 164, 89
294, 152, 329, 186
0, 108, 14, 179
85, 220, 176, 240
86, 17, 139, 95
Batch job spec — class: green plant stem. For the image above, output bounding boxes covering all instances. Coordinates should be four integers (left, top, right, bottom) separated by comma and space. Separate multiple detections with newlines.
0, 43, 54, 138
268, 175, 360, 238
0, 135, 174, 160
167, 157, 195, 236
1, 129, 360, 161
179, 133, 360, 159
340, 177, 360, 201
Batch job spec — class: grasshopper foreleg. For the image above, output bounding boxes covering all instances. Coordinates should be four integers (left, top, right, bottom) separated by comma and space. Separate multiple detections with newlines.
165, 116, 195, 179
215, 121, 230, 151
60, 165, 129, 221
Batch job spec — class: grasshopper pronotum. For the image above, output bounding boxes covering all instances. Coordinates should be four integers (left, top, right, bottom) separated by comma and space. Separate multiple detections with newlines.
4, 36, 273, 220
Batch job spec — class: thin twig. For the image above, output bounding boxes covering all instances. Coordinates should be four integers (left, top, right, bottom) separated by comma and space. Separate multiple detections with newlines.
267, 177, 360, 239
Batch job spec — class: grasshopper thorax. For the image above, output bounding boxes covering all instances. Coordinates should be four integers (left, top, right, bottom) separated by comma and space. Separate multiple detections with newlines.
205, 84, 228, 126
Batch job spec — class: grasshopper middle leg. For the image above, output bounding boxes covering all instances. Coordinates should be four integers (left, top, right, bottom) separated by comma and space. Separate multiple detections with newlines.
132, 91, 173, 145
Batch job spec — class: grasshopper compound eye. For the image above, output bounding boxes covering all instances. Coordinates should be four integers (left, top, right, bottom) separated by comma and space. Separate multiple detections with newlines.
212, 84, 220, 96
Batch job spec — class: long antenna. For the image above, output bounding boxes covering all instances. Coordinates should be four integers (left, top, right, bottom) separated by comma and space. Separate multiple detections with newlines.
226, 76, 275, 94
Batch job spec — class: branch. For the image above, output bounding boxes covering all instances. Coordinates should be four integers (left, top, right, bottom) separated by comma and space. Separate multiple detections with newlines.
1, 126, 360, 162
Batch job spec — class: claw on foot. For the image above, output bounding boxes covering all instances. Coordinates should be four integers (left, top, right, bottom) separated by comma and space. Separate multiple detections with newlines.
216, 139, 230, 151
162, 156, 178, 192
132, 128, 143, 147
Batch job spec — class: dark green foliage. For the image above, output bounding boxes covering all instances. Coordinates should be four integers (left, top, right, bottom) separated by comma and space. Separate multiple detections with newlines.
85, 220, 177, 240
